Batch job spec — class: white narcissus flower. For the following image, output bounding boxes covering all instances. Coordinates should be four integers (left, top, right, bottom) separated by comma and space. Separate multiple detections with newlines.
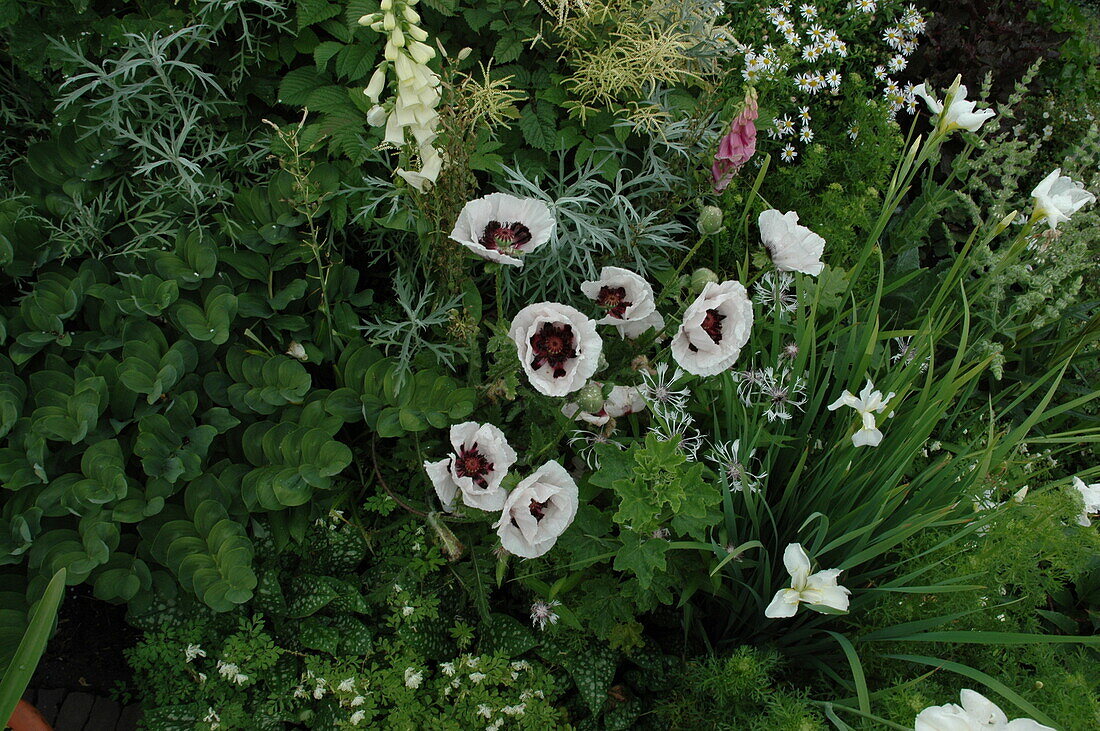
912, 76, 995, 134
1072, 476, 1100, 527
758, 209, 826, 276
510, 303, 602, 397
580, 267, 663, 338
914, 689, 1055, 730
493, 461, 579, 559
423, 422, 517, 512
449, 193, 555, 266
671, 281, 753, 377
827, 379, 896, 447
1030, 169, 1095, 231
764, 543, 850, 618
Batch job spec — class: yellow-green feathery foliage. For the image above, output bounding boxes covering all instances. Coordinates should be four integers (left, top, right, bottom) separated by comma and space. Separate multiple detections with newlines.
545, 0, 725, 123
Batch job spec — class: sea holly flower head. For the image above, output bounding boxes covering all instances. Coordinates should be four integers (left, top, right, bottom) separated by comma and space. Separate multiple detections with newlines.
424, 422, 518, 512
912, 75, 995, 135
914, 689, 1054, 730
758, 209, 826, 276
827, 379, 895, 447
449, 192, 555, 267
1030, 169, 1095, 231
493, 461, 579, 559
580, 266, 664, 338
764, 543, 850, 618
510, 302, 602, 397
671, 280, 754, 376
1072, 476, 1100, 527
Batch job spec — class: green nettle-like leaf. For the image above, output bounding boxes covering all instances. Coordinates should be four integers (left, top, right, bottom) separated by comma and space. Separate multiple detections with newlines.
119, 338, 198, 404
552, 641, 618, 715
518, 101, 558, 153
224, 350, 312, 415
613, 535, 670, 591
172, 286, 238, 345
284, 574, 341, 618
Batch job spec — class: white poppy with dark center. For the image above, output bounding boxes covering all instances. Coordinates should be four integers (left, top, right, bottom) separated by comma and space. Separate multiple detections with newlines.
758, 209, 826, 276
580, 266, 664, 338
449, 192, 555, 266
510, 302, 602, 397
493, 461, 579, 559
424, 421, 517, 512
671, 280, 754, 377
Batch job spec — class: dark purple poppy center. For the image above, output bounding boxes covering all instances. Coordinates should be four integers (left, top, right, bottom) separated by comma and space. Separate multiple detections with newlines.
530, 322, 576, 378
529, 498, 549, 522
688, 308, 725, 353
479, 220, 532, 253
596, 286, 632, 319
454, 443, 494, 489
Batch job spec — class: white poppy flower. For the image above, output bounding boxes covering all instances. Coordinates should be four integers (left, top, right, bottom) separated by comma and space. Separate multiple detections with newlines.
449, 193, 555, 266
510, 303, 602, 397
827, 379, 896, 447
493, 461, 579, 559
912, 76, 995, 134
615, 310, 665, 339
671, 281, 753, 377
758, 209, 825, 276
914, 689, 1054, 730
561, 402, 610, 426
764, 543, 850, 618
1030, 169, 1095, 230
580, 267, 661, 337
424, 422, 517, 512
1072, 476, 1100, 528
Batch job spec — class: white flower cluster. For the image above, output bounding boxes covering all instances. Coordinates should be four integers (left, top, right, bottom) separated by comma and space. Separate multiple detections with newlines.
739, 2, 928, 163
357, 0, 443, 191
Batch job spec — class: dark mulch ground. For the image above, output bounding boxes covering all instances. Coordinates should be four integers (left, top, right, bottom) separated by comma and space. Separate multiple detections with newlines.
22, 585, 141, 730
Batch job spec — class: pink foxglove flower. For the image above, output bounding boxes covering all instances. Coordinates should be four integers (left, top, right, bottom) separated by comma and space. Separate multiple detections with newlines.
712, 89, 759, 192
510, 303, 602, 397
493, 461, 579, 559
914, 689, 1054, 731
580, 266, 663, 339
424, 422, 517, 512
671, 281, 753, 376
449, 193, 555, 266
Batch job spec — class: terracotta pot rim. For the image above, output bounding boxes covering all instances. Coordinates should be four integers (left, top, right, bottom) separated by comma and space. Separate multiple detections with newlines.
8, 699, 52, 731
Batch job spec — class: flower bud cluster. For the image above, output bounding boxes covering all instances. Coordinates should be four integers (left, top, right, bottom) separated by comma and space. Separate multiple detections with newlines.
358, 0, 442, 191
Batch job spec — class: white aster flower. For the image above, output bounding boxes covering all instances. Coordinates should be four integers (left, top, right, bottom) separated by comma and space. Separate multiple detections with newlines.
510, 302, 602, 397
873, 65, 887, 81
1029, 169, 1095, 230
913, 76, 996, 134
798, 126, 814, 143
424, 422, 517, 512
827, 379, 895, 447
530, 599, 562, 630
1072, 476, 1100, 527
799, 3, 817, 19
914, 689, 1054, 730
758, 209, 826, 275
780, 143, 798, 163
494, 461, 579, 559
449, 192, 555, 266
580, 266, 664, 338
672, 280, 754, 376
764, 543, 850, 618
